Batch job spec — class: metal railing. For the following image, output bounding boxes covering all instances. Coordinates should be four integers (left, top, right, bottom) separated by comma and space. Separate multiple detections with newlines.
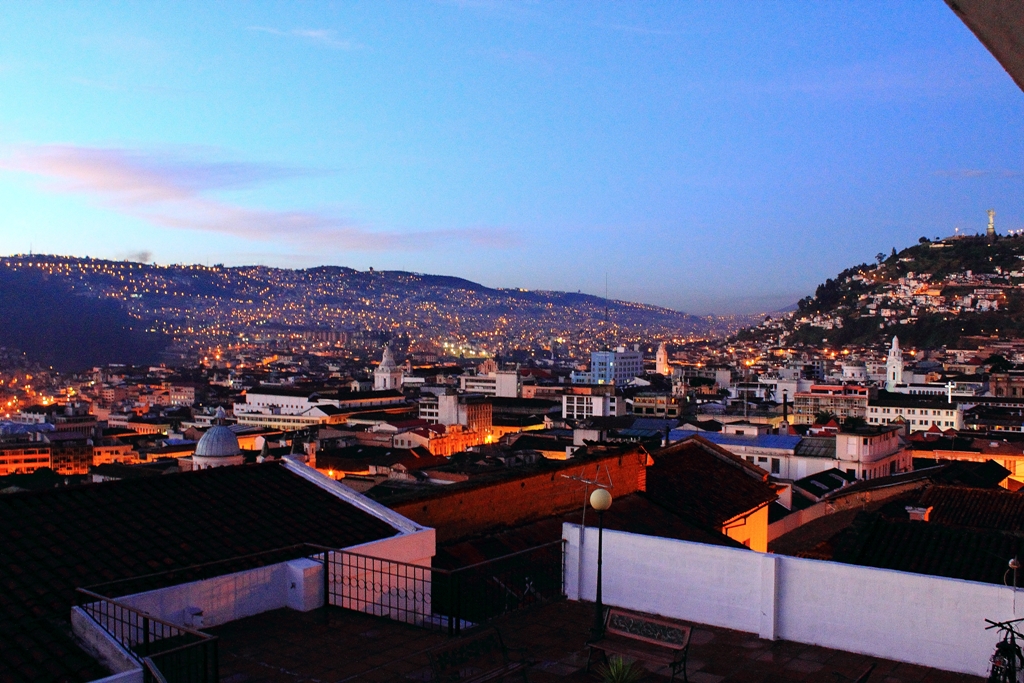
73, 538, 563, 683
326, 540, 566, 635
76, 588, 218, 683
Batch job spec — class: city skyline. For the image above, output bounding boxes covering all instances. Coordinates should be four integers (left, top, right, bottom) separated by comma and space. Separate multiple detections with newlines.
1, 2, 1023, 314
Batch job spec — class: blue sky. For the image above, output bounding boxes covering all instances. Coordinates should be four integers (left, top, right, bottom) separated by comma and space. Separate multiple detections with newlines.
0, 1, 1021, 314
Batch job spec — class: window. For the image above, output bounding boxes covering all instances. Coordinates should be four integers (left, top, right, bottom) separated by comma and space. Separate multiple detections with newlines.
771, 458, 780, 474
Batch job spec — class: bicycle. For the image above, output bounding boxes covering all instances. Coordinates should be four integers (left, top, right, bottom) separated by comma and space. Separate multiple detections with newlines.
986, 618, 1024, 682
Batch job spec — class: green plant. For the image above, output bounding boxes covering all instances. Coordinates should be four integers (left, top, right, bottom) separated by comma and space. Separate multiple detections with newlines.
594, 655, 646, 683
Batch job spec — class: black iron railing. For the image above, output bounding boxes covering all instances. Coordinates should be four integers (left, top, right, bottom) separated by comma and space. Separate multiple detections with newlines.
326, 540, 565, 635
76, 588, 218, 683
73, 538, 563, 683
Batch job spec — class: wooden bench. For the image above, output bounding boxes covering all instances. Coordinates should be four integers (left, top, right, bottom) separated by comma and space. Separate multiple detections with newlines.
427, 627, 529, 683
587, 608, 692, 683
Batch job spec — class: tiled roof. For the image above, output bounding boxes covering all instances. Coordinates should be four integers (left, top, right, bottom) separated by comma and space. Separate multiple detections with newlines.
647, 436, 778, 528
831, 513, 1024, 585
0, 462, 400, 683
794, 437, 837, 459
434, 492, 744, 569
912, 485, 1024, 531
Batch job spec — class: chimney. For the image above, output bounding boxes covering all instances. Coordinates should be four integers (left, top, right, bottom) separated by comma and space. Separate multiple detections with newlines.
782, 390, 789, 424
906, 505, 932, 522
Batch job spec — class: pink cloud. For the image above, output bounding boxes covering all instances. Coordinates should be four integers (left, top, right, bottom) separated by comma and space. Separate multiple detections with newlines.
1, 144, 510, 251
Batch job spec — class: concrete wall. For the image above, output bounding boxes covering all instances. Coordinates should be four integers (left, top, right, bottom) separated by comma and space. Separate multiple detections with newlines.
564, 523, 1022, 677
108, 527, 436, 631
71, 607, 143, 683
116, 558, 322, 630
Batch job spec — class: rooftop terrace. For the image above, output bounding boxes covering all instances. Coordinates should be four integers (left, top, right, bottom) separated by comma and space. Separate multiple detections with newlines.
211, 600, 984, 683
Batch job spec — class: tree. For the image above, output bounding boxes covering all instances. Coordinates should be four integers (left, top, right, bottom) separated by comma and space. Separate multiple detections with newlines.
919, 236, 930, 244
986, 353, 1013, 373
815, 411, 837, 425
843, 416, 867, 430
890, 247, 898, 259
875, 253, 885, 265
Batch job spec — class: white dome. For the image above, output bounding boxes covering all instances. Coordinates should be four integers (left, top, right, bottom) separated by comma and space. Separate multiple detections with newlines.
195, 425, 241, 458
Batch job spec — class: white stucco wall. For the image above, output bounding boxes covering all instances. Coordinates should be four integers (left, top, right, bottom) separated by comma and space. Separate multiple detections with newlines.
115, 559, 316, 629
563, 523, 1023, 677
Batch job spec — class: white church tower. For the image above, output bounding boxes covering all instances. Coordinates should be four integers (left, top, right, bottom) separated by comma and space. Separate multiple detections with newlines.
886, 336, 903, 391
374, 344, 404, 390
656, 342, 670, 376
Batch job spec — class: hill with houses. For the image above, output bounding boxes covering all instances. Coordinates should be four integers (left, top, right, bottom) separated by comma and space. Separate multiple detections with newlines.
742, 233, 1024, 348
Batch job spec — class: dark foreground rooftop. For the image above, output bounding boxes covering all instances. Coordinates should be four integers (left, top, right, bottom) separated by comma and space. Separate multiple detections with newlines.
211, 600, 983, 683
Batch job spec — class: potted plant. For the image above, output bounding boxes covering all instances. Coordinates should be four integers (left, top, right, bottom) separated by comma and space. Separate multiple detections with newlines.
594, 655, 646, 683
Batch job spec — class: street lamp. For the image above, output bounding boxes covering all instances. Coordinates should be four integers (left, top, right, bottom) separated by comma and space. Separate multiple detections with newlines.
589, 487, 612, 641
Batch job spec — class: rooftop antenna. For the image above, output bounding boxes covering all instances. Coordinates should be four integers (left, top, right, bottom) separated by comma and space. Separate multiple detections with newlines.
605, 273, 609, 323
561, 465, 614, 598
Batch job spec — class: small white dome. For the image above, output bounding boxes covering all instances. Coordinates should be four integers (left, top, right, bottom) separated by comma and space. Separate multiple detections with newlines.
195, 426, 241, 458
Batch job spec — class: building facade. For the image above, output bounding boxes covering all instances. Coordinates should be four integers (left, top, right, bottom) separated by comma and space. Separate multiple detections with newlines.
571, 346, 644, 385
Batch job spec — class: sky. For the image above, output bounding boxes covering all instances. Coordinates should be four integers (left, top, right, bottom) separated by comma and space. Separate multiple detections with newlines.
0, 2, 1022, 315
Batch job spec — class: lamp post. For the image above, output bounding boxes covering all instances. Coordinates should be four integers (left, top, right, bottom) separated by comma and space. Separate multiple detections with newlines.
589, 487, 612, 641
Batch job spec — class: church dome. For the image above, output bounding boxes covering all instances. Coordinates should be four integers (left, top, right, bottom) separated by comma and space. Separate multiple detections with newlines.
195, 425, 241, 458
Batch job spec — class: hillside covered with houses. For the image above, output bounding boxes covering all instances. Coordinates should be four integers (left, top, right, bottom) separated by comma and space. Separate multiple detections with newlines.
745, 233, 1024, 348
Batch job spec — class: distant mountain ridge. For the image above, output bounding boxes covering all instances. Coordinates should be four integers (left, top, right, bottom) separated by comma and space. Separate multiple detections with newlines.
0, 255, 732, 369
741, 234, 1024, 348
0, 267, 169, 372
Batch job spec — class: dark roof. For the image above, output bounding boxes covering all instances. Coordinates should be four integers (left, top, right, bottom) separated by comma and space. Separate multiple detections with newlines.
488, 397, 561, 412
906, 485, 1024, 532
0, 463, 399, 683
338, 389, 405, 400
869, 392, 957, 410
89, 461, 179, 479
831, 513, 1024, 585
793, 437, 836, 459
793, 468, 855, 501
247, 385, 320, 397
435, 491, 744, 569
823, 460, 1009, 500
508, 434, 572, 453
647, 436, 778, 528
317, 445, 434, 468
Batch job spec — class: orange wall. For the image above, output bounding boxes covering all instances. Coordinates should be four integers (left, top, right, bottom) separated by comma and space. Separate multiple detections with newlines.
390, 448, 646, 542
723, 504, 770, 552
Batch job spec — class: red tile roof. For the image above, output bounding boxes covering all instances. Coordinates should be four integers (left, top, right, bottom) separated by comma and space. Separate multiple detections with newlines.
646, 435, 778, 529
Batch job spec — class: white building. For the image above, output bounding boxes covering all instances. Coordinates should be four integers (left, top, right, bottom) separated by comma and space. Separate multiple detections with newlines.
571, 346, 644, 385
373, 345, 404, 391
866, 397, 964, 432
656, 343, 670, 376
835, 426, 909, 480
562, 388, 625, 420
459, 370, 519, 398
234, 386, 406, 430
684, 425, 907, 482
886, 336, 903, 391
